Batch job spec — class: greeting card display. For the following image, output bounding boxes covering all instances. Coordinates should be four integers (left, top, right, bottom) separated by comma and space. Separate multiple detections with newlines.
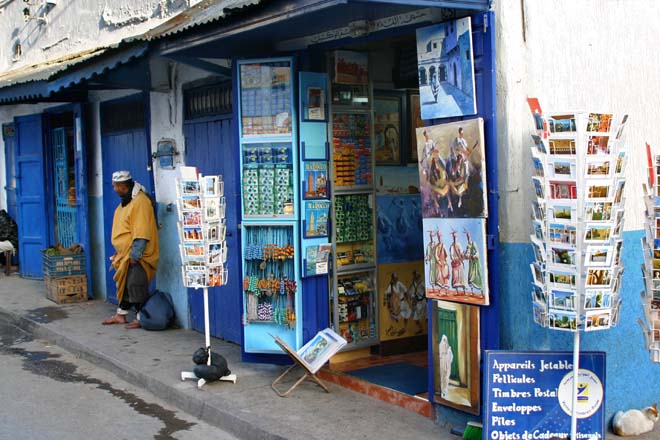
527, 100, 628, 331
640, 144, 660, 362
176, 167, 228, 289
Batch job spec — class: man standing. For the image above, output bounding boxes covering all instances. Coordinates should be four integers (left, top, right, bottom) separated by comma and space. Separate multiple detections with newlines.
102, 171, 159, 329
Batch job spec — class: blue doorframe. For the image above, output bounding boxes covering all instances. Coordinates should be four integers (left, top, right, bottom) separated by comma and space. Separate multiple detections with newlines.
184, 113, 242, 344
2, 124, 17, 221
14, 114, 49, 278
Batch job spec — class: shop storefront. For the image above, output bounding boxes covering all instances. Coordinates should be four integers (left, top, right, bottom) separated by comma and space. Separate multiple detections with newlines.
159, 0, 496, 423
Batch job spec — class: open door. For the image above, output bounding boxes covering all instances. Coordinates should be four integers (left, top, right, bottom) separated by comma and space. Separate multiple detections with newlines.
73, 104, 92, 295
14, 114, 48, 278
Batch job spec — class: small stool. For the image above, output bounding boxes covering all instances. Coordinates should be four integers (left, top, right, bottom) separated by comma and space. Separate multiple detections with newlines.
4, 250, 18, 275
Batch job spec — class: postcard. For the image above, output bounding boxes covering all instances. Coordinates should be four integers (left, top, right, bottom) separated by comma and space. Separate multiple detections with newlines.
180, 244, 204, 263
181, 225, 203, 243
533, 177, 545, 199
586, 135, 610, 155
527, 98, 548, 138
550, 289, 577, 311
610, 298, 623, 327
548, 138, 576, 155
548, 223, 576, 246
548, 114, 576, 133
532, 221, 544, 242
584, 310, 611, 331
304, 200, 330, 238
181, 210, 202, 226
533, 157, 545, 178
530, 262, 544, 285
615, 115, 628, 139
185, 268, 208, 289
615, 151, 626, 175
549, 270, 576, 288
204, 219, 226, 243
584, 201, 613, 222
613, 210, 624, 237
586, 113, 613, 133
585, 181, 610, 200
532, 201, 546, 221
585, 159, 611, 178
547, 202, 575, 222
548, 309, 577, 331
585, 245, 613, 267
208, 242, 227, 266
550, 246, 576, 267
181, 195, 202, 211
202, 175, 222, 197
613, 179, 626, 204
584, 224, 612, 243
549, 158, 575, 179
181, 180, 200, 195
303, 161, 329, 199
209, 266, 228, 287
532, 135, 547, 154
584, 289, 612, 310
533, 302, 548, 326
532, 284, 547, 305
532, 238, 546, 263
586, 269, 613, 287
549, 180, 576, 200
179, 166, 198, 181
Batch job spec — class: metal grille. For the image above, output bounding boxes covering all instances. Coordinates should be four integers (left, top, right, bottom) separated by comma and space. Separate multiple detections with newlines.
184, 82, 232, 120
52, 128, 77, 248
100, 95, 145, 134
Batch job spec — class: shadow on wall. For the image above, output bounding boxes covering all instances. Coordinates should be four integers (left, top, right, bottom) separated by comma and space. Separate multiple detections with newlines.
499, 230, 659, 421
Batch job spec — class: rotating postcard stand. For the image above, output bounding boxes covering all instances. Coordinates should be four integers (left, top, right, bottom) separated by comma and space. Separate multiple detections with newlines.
639, 144, 660, 363
176, 166, 237, 388
527, 100, 628, 439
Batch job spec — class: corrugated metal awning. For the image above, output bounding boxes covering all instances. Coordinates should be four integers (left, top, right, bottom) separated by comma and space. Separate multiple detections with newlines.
0, 43, 148, 105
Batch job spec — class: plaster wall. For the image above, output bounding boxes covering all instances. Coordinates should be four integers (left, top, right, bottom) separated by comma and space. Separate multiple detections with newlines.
0, 0, 187, 72
493, 0, 660, 419
495, 0, 660, 243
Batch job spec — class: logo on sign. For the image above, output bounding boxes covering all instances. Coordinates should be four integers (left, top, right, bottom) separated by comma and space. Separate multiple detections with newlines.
557, 369, 603, 418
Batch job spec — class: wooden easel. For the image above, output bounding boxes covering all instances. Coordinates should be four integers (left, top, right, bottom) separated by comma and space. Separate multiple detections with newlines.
271, 335, 330, 397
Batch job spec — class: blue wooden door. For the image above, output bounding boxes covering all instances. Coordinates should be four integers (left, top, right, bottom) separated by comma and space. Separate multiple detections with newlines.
101, 130, 152, 303
14, 114, 48, 278
2, 124, 17, 222
73, 104, 92, 294
184, 115, 241, 344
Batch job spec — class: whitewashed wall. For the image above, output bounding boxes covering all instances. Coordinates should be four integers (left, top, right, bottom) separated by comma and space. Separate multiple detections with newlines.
494, 0, 660, 242
0, 0, 187, 72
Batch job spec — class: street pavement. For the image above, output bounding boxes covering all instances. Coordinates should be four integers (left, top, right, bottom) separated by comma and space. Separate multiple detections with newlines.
0, 273, 656, 440
0, 318, 238, 440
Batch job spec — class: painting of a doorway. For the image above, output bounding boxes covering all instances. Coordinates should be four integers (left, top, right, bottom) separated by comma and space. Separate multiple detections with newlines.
432, 300, 480, 414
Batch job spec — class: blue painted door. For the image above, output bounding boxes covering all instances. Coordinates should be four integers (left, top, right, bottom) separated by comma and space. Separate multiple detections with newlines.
14, 114, 48, 278
184, 115, 241, 344
101, 130, 152, 303
73, 104, 92, 295
2, 124, 17, 222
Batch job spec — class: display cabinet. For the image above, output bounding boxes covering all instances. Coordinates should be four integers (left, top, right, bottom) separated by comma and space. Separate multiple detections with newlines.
238, 57, 302, 353
328, 51, 379, 348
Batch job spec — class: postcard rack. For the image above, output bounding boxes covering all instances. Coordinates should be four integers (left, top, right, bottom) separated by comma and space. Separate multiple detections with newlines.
640, 144, 660, 363
527, 100, 628, 438
527, 103, 628, 332
176, 166, 235, 388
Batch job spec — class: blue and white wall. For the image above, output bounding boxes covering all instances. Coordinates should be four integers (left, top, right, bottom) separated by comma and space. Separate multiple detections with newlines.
495, 0, 660, 420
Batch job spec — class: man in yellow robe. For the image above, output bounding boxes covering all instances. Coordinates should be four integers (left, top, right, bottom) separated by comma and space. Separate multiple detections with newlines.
102, 170, 159, 329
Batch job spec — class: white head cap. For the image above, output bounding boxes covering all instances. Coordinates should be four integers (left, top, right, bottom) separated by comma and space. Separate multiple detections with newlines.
112, 170, 132, 183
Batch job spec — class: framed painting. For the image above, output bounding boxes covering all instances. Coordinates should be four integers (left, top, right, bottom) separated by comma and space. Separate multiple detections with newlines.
374, 91, 405, 165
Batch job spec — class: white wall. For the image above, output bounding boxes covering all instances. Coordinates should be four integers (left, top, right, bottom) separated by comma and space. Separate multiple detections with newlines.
0, 0, 187, 72
494, 0, 660, 242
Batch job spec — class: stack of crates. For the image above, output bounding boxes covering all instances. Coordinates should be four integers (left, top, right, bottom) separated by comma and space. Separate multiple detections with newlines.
42, 251, 87, 304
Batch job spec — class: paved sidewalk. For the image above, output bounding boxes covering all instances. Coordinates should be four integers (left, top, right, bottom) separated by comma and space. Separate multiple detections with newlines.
0, 275, 451, 440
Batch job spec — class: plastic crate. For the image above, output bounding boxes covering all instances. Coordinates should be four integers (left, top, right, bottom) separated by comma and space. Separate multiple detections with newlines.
45, 275, 88, 304
42, 252, 86, 278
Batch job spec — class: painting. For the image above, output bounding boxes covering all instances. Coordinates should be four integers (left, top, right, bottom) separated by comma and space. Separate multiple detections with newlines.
416, 17, 477, 120
334, 50, 368, 84
376, 194, 424, 263
416, 118, 487, 218
432, 300, 480, 414
378, 261, 428, 341
422, 218, 489, 305
374, 93, 403, 165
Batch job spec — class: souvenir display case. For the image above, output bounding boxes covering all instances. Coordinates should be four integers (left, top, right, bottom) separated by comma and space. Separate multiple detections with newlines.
238, 58, 303, 353
328, 51, 378, 348
527, 101, 628, 332
641, 144, 660, 362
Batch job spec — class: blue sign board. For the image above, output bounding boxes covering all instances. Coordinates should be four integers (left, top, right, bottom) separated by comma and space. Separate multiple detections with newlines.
484, 351, 605, 440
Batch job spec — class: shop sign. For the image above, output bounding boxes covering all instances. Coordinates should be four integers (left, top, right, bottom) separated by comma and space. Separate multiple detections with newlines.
484, 351, 605, 440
